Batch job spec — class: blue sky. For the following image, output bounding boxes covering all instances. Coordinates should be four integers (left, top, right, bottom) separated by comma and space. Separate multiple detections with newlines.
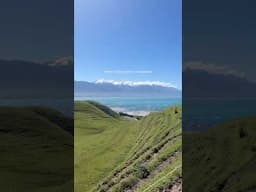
75, 0, 181, 89
0, 0, 73, 62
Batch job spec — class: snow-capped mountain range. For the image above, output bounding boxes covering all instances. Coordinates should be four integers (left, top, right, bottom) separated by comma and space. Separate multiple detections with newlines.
75, 80, 181, 98
94, 79, 177, 88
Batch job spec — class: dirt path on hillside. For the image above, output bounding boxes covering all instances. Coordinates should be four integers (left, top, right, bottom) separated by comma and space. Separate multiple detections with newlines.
129, 151, 181, 192
166, 178, 182, 192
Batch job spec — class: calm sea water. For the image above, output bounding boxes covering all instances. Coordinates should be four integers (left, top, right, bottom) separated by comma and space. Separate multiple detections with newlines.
183, 98, 256, 132
75, 97, 182, 116
3, 98, 255, 131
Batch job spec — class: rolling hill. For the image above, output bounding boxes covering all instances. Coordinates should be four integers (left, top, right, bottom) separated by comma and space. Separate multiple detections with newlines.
75, 101, 182, 192
184, 116, 256, 192
0, 107, 73, 192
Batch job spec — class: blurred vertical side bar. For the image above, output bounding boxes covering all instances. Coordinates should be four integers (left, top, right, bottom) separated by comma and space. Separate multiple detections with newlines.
183, 0, 256, 191
0, 1, 74, 191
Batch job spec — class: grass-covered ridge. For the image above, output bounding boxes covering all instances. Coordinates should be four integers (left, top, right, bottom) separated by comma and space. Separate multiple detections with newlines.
75, 101, 182, 192
0, 107, 73, 192
184, 116, 256, 192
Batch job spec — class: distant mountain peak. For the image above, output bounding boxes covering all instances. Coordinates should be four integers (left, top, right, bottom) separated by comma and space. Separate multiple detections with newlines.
75, 80, 181, 98
183, 62, 245, 78
46, 56, 73, 67
94, 79, 177, 88
183, 64, 256, 98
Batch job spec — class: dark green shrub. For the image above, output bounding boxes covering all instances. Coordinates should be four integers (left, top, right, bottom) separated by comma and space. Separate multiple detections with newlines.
133, 164, 150, 179
251, 144, 256, 152
239, 127, 247, 138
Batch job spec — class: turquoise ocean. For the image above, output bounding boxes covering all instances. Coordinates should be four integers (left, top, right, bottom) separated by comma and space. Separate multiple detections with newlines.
75, 97, 182, 116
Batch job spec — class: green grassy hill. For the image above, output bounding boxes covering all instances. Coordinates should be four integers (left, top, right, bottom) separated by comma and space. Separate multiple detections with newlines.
0, 107, 73, 192
75, 101, 182, 192
184, 116, 256, 192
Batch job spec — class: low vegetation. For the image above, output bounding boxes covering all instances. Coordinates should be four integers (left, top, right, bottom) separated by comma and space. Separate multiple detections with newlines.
0, 107, 73, 192
183, 116, 256, 192
75, 101, 182, 192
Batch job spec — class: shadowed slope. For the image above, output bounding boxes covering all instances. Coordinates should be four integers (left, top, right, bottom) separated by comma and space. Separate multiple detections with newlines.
0, 107, 73, 192
184, 117, 256, 192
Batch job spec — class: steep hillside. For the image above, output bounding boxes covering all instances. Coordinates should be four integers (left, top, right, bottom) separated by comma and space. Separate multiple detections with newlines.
184, 116, 256, 192
0, 107, 73, 192
75, 101, 182, 192
75, 101, 138, 192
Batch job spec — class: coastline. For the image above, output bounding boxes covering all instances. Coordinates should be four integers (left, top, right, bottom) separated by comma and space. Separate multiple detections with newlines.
74, 97, 182, 117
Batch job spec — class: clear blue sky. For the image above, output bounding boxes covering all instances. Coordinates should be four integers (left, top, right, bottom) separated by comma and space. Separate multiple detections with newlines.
75, 0, 181, 89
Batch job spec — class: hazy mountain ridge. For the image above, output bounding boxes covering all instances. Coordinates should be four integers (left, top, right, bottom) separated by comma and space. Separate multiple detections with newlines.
183, 68, 256, 98
0, 59, 73, 98
75, 81, 181, 98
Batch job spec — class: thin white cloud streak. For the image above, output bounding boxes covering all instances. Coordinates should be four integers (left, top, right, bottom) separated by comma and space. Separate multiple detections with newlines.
104, 70, 152, 74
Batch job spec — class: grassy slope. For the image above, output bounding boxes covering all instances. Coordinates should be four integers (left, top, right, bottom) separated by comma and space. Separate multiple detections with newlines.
184, 116, 256, 192
75, 101, 182, 192
0, 107, 73, 192
75, 101, 139, 192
